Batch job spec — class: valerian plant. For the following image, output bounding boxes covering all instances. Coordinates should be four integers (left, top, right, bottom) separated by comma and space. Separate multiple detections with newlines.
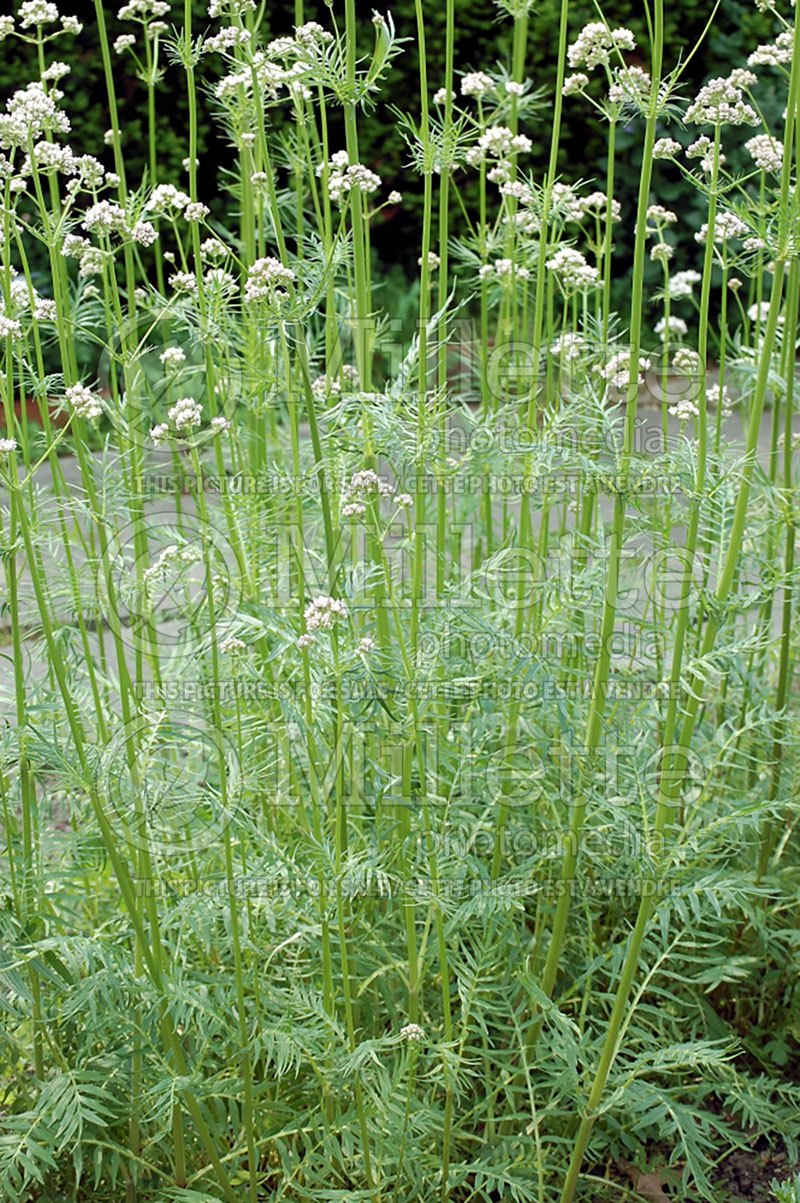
0, 0, 799, 1200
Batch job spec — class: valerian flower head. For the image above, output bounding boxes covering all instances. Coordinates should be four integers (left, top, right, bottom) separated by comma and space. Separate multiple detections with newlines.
707, 383, 733, 417
669, 397, 699, 421
568, 22, 636, 70
653, 137, 681, 158
608, 65, 652, 106
317, 151, 381, 203
244, 257, 295, 302
748, 30, 793, 67
694, 212, 748, 243
118, 0, 171, 19
304, 595, 348, 631
685, 74, 759, 126
598, 350, 651, 390
160, 347, 186, 370
19, 1, 59, 28
545, 247, 600, 290
562, 73, 589, 96
400, 1023, 426, 1042
145, 183, 192, 216
461, 71, 494, 98
219, 636, 246, 654
673, 347, 701, 374
66, 382, 103, 421
745, 133, 782, 172
168, 397, 203, 431
550, 332, 585, 360
0, 81, 70, 149
669, 270, 702, 299
654, 316, 688, 339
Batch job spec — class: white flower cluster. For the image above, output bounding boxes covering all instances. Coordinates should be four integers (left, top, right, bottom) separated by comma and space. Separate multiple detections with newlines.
216, 50, 301, 105
562, 73, 589, 97
203, 26, 251, 54
118, 0, 170, 20
461, 71, 494, 98
694, 212, 749, 243
0, 274, 58, 328
244, 256, 295, 303
748, 301, 772, 322
599, 350, 651, 390
317, 151, 381, 204
304, 595, 348, 632
685, 74, 759, 127
748, 30, 793, 67
707, 383, 733, 417
550, 332, 585, 361
62, 234, 104, 278
341, 469, 395, 517
145, 183, 193, 216
0, 81, 70, 149
643, 205, 678, 238
669, 270, 701, 299
219, 635, 246, 654
399, 1023, 426, 1042
169, 271, 198, 292
684, 135, 724, 174
201, 237, 228, 260
168, 397, 203, 432
0, 438, 17, 453
66, 382, 103, 421
581, 191, 621, 222
19, 1, 59, 27
82, 200, 128, 234
357, 636, 375, 655
669, 396, 699, 421
143, 543, 203, 598
477, 125, 531, 158
608, 65, 652, 106
745, 133, 782, 172
419, 251, 441, 269
160, 346, 186, 370
545, 247, 600, 291
208, 0, 256, 16
653, 137, 681, 158
673, 347, 701, 374
655, 316, 688, 340
568, 22, 636, 70
479, 258, 530, 281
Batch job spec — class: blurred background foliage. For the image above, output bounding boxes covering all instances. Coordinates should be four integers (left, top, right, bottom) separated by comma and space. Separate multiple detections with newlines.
0, 0, 783, 326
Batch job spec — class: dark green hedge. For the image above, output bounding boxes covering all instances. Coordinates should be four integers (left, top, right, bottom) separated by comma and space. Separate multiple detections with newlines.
1, 0, 781, 319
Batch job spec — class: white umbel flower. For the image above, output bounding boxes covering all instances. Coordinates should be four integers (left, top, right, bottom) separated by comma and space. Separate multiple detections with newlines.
66, 382, 102, 420
461, 71, 494, 98
304, 595, 348, 631
400, 1023, 426, 1042
168, 397, 203, 431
